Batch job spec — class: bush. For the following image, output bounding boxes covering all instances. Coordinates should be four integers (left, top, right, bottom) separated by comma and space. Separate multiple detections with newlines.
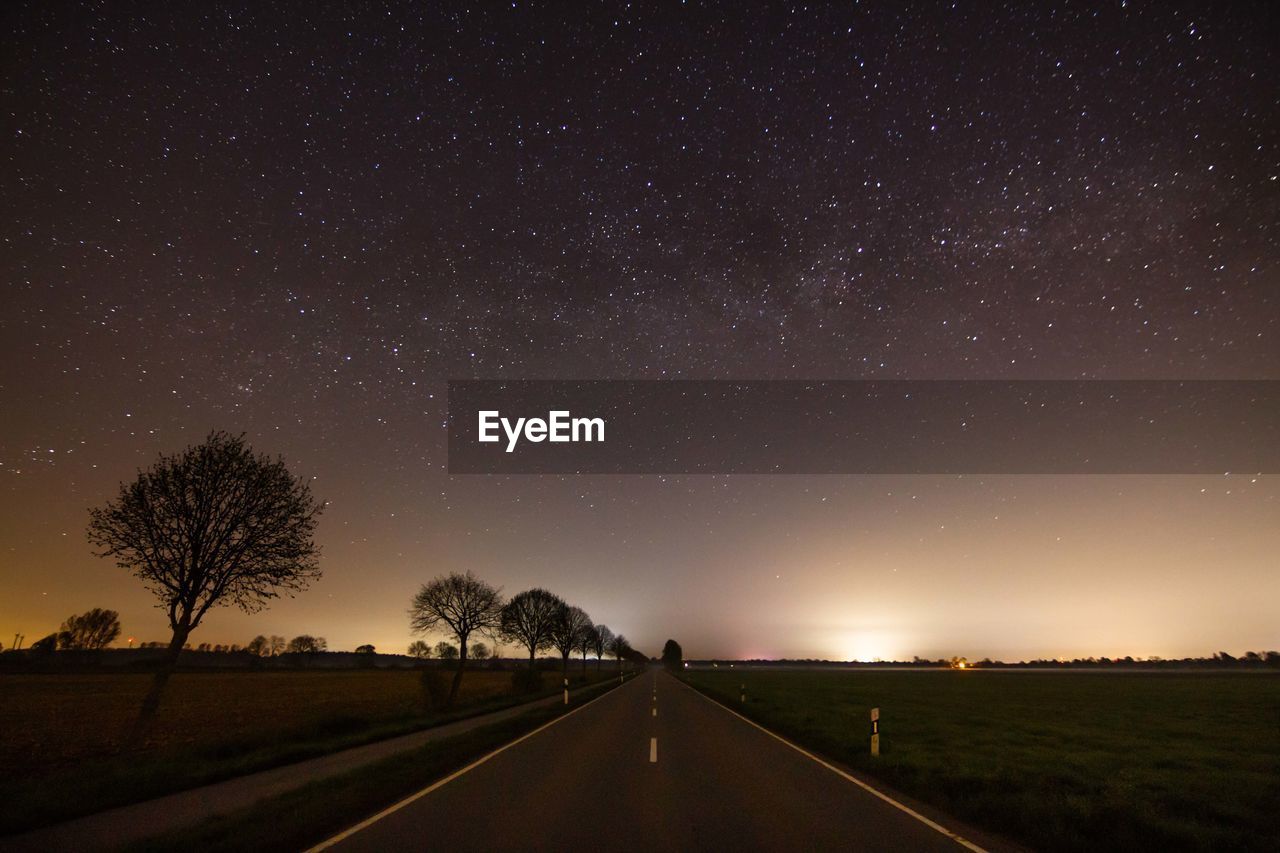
510, 668, 543, 695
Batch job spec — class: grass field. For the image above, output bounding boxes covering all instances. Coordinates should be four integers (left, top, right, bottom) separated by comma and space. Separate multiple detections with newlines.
683, 669, 1280, 852
0, 665, 614, 833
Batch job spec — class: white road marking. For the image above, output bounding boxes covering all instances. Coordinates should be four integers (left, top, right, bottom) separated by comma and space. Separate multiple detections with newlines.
649, 737, 658, 762
652, 707, 657, 716
674, 676, 989, 853
305, 683, 627, 851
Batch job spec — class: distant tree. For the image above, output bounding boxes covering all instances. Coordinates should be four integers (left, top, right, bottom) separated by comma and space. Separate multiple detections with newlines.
550, 605, 592, 675
407, 640, 433, 659
287, 635, 326, 654
434, 642, 459, 661
593, 624, 614, 671
355, 644, 376, 654
470, 641, 490, 661
608, 633, 630, 671
661, 639, 683, 670
500, 588, 564, 667
408, 571, 504, 707
58, 608, 122, 650
30, 633, 58, 654
246, 635, 269, 656
86, 431, 324, 735
577, 625, 599, 675
196, 642, 211, 652
268, 635, 286, 656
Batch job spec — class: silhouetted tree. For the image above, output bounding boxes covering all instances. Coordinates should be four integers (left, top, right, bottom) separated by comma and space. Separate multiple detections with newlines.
407, 640, 432, 659
500, 588, 564, 667
30, 633, 57, 654
577, 625, 598, 675
608, 633, 630, 671
434, 641, 459, 660
246, 635, 268, 656
470, 641, 490, 661
661, 639, 683, 670
593, 624, 613, 671
86, 431, 323, 737
408, 571, 504, 706
355, 644, 376, 654
287, 635, 326, 653
551, 605, 592, 675
267, 635, 286, 656
58, 608, 122, 650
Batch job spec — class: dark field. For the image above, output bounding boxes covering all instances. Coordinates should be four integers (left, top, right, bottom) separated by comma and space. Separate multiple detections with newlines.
683, 669, 1280, 852
0, 666, 610, 832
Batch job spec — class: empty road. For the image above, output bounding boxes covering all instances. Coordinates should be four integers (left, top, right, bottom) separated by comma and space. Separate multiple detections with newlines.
314, 669, 998, 852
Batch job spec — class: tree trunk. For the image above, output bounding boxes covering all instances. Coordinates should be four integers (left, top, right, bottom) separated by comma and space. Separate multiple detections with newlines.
528, 647, 536, 669
128, 622, 189, 745
447, 643, 466, 708
581, 650, 587, 676
561, 651, 570, 675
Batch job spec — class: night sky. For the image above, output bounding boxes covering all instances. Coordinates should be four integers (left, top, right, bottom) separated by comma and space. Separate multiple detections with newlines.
3, 2, 1277, 660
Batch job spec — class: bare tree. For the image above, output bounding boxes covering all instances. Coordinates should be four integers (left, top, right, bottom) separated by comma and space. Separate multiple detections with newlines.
268, 634, 286, 656
608, 633, 630, 672
434, 641, 459, 660
593, 624, 614, 671
407, 640, 433, 659
470, 641, 490, 661
287, 635, 326, 653
500, 588, 564, 667
577, 624, 598, 676
408, 571, 504, 706
58, 608, 121, 650
246, 635, 268, 656
86, 431, 324, 735
550, 605, 592, 676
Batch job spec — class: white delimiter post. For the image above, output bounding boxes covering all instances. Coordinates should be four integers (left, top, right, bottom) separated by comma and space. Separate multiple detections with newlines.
563, 677, 569, 705
740, 683, 746, 704
870, 707, 880, 756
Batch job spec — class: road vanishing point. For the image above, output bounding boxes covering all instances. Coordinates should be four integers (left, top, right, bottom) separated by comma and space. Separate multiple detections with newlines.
311, 669, 997, 853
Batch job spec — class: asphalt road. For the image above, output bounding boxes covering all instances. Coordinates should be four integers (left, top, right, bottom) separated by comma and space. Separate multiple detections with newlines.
317, 669, 992, 853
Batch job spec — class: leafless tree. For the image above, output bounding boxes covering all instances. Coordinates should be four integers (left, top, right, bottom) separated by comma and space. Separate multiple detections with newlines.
551, 605, 592, 675
593, 624, 614, 671
407, 640, 433, 659
608, 633, 630, 672
500, 588, 564, 667
86, 431, 324, 736
58, 608, 121, 650
409, 571, 504, 706
287, 635, 326, 653
577, 624, 598, 675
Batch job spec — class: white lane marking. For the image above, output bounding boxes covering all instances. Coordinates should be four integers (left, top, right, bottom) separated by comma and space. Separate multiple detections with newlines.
306, 682, 629, 851
649, 737, 658, 763
673, 677, 989, 853
652, 707, 657, 717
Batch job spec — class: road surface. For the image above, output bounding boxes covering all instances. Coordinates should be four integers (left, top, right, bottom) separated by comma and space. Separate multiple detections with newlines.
316, 669, 997, 852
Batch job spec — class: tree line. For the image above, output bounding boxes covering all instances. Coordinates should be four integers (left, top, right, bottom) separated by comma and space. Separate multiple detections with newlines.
408, 572, 633, 707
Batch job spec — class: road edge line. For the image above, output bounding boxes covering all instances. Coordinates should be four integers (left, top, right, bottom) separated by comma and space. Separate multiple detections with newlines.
305, 676, 632, 851
673, 675, 989, 853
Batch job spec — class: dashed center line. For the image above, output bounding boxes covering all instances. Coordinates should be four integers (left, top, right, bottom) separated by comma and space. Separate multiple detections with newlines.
649, 737, 658, 763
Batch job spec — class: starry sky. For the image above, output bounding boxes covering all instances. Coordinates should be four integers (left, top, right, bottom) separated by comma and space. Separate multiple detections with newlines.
2, 2, 1277, 660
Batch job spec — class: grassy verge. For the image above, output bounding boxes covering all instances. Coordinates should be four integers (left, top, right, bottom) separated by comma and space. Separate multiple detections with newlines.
128, 677, 624, 852
0, 668, 621, 834
682, 669, 1280, 853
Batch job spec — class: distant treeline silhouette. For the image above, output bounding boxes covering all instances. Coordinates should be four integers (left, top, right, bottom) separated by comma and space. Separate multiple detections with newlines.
692, 651, 1280, 669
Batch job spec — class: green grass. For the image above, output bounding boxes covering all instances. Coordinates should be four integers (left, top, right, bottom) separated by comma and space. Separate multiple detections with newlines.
129, 677, 624, 852
0, 666, 616, 834
683, 669, 1280, 852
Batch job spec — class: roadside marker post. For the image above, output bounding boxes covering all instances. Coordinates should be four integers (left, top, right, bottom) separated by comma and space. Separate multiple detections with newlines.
563, 677, 569, 705
870, 707, 880, 756
740, 683, 746, 704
